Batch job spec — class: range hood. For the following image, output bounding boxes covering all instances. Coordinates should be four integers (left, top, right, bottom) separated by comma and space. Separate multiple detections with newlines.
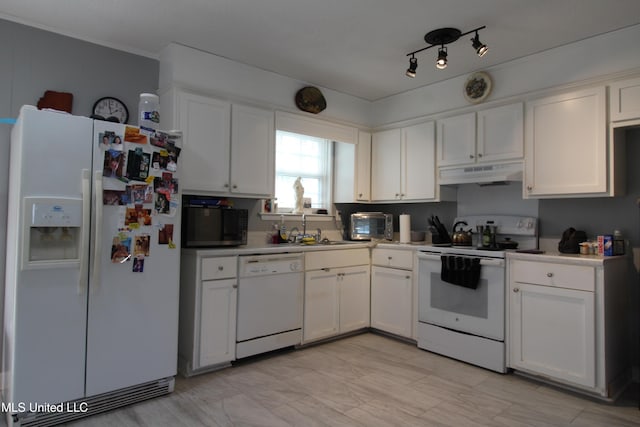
439, 162, 523, 185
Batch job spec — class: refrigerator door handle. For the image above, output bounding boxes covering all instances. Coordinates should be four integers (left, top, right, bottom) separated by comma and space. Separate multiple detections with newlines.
79, 169, 91, 294
91, 170, 103, 292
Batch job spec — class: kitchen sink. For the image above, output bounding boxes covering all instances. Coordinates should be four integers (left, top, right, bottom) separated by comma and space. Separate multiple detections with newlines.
316, 240, 352, 245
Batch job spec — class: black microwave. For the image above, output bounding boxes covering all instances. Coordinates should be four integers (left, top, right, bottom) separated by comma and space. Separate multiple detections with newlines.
182, 198, 248, 248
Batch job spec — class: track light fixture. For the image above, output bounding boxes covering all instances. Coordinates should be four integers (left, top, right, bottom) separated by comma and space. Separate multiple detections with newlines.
406, 55, 418, 78
405, 26, 487, 76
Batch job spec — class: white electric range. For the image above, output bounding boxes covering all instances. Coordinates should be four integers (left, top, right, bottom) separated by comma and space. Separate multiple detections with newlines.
416, 215, 538, 373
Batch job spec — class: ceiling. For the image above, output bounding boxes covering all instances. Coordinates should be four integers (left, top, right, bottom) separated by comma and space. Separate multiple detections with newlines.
2, 0, 640, 101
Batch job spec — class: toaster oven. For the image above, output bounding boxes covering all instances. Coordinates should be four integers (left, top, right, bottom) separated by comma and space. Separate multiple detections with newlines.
349, 212, 393, 241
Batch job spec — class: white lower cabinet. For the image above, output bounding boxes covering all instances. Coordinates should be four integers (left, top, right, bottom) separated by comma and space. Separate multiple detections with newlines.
303, 249, 370, 343
178, 253, 237, 376
507, 255, 630, 398
509, 280, 595, 388
370, 248, 414, 339
199, 278, 237, 368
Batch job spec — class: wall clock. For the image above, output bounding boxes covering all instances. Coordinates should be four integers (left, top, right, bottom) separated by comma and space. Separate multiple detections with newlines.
463, 72, 492, 104
92, 97, 129, 123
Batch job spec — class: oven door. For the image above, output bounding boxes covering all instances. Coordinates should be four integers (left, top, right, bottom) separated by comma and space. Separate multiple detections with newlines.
417, 252, 505, 341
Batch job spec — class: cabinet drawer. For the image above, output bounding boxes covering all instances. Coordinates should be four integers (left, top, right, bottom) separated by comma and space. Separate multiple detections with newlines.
201, 256, 237, 280
372, 248, 413, 269
510, 260, 594, 292
306, 248, 369, 270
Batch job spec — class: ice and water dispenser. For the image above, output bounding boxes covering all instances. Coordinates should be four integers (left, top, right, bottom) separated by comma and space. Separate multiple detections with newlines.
23, 197, 83, 268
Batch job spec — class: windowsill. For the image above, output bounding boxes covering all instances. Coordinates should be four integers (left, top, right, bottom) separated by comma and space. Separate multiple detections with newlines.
259, 212, 335, 222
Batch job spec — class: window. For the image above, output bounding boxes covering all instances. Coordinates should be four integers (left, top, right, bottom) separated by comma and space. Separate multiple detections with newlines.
275, 130, 332, 211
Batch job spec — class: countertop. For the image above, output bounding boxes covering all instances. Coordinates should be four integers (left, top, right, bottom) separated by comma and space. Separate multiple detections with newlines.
506, 250, 628, 266
181, 241, 372, 256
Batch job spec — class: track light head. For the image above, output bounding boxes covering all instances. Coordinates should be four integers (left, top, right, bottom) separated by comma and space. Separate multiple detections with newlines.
406, 56, 418, 78
471, 32, 488, 57
436, 46, 448, 70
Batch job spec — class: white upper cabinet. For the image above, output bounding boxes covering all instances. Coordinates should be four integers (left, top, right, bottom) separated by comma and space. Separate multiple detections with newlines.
437, 103, 523, 168
333, 130, 371, 203
371, 121, 440, 202
230, 104, 275, 196
609, 76, 640, 122
403, 122, 437, 200
355, 131, 371, 201
524, 86, 617, 198
371, 128, 402, 201
477, 103, 524, 162
161, 88, 274, 197
436, 112, 476, 167
167, 90, 232, 193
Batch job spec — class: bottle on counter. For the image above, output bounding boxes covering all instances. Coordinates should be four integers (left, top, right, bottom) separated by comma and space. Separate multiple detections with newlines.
613, 230, 625, 255
482, 225, 491, 248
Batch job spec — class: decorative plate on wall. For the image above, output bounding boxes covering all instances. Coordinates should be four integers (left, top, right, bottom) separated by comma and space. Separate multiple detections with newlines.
295, 86, 327, 114
463, 71, 492, 104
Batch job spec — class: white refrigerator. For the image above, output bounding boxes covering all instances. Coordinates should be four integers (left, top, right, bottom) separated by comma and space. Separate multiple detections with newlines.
3, 105, 182, 426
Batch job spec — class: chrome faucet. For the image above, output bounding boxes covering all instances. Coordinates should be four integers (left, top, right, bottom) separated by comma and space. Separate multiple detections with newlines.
301, 213, 306, 237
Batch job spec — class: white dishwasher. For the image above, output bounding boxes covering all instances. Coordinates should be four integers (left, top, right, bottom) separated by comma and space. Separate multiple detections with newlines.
236, 253, 304, 358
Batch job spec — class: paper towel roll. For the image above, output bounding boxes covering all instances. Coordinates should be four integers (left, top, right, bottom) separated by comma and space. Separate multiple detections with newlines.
399, 214, 411, 243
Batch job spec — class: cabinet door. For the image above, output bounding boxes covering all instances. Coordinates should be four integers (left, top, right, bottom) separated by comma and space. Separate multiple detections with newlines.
509, 281, 595, 388
303, 270, 339, 342
176, 91, 231, 193
403, 121, 436, 200
199, 278, 237, 368
524, 87, 607, 197
610, 77, 640, 121
371, 266, 413, 338
436, 112, 476, 166
230, 104, 275, 196
356, 130, 371, 201
477, 103, 523, 162
371, 128, 402, 201
333, 141, 356, 203
339, 266, 371, 333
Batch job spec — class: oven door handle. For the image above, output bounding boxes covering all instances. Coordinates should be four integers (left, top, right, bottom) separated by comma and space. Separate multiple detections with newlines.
417, 253, 504, 267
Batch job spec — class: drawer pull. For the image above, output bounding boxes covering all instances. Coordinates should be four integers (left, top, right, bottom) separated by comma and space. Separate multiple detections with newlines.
547, 272, 553, 277
232, 284, 238, 289
513, 287, 519, 293
218, 266, 224, 271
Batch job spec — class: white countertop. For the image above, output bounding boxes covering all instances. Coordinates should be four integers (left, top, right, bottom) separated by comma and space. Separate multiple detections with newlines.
506, 250, 627, 266
181, 241, 372, 256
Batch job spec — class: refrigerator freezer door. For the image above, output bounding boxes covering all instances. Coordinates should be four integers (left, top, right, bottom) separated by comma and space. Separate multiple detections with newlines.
4, 106, 93, 405
85, 122, 180, 396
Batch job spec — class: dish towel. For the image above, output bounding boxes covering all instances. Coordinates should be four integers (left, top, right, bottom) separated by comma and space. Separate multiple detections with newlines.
440, 255, 481, 289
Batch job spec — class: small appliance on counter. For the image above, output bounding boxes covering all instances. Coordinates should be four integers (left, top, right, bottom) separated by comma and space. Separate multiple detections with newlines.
182, 196, 248, 247
349, 212, 393, 241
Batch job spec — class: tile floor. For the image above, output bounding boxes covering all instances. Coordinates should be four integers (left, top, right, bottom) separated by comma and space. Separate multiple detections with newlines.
13, 332, 640, 426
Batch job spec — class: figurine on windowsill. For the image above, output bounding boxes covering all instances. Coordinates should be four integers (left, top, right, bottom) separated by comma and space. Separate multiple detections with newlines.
293, 177, 304, 214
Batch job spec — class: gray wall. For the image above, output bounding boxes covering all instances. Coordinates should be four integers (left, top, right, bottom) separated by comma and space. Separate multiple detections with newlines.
0, 18, 159, 362
539, 128, 640, 245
